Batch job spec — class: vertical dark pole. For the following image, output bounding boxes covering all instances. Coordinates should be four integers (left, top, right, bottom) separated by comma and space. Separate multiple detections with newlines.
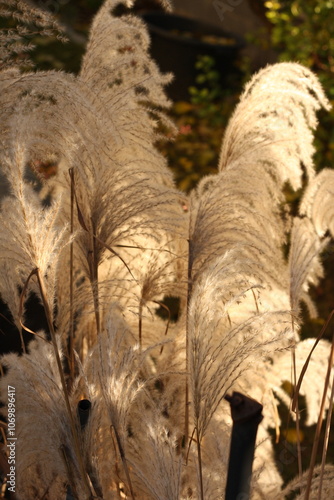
225, 392, 263, 500
77, 399, 91, 430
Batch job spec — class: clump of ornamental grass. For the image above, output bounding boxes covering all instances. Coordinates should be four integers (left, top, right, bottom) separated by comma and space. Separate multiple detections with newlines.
1, 1, 334, 499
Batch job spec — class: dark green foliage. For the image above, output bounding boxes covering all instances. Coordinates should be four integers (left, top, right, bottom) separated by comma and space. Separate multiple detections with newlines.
159, 55, 241, 192
264, 0, 334, 171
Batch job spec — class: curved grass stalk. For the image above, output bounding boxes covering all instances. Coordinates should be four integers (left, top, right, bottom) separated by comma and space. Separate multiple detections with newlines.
304, 331, 334, 500
35, 268, 93, 500
317, 370, 334, 499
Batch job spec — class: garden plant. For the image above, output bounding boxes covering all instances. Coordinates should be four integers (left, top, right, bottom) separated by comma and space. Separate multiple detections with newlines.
0, 1, 334, 499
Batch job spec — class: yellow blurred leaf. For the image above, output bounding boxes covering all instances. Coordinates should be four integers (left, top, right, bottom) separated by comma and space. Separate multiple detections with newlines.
173, 101, 194, 115
282, 428, 305, 443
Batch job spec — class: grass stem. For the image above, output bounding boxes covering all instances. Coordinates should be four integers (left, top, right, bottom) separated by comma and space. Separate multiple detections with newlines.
36, 268, 93, 499
196, 426, 204, 500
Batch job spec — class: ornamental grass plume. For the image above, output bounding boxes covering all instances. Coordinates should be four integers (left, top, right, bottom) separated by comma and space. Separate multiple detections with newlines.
1, 335, 88, 499
1, 1, 334, 499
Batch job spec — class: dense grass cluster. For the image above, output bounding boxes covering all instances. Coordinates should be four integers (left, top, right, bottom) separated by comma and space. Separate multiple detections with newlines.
0, 1, 334, 499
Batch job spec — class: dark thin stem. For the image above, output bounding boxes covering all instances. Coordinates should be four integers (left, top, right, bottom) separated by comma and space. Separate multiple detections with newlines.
185, 235, 193, 449
35, 268, 92, 499
154, 300, 171, 355
292, 309, 334, 414
68, 168, 75, 382
317, 370, 334, 500
60, 445, 80, 500
138, 301, 143, 350
196, 426, 204, 500
304, 333, 334, 500
110, 425, 135, 500
251, 288, 259, 314
290, 316, 302, 492
110, 428, 122, 498
292, 348, 303, 480
185, 426, 196, 465
19, 327, 26, 355
88, 219, 100, 337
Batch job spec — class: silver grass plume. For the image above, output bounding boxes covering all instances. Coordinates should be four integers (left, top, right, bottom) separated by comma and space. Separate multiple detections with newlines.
188, 252, 292, 441
0, 141, 69, 322
129, 415, 182, 500
288, 168, 334, 319
300, 168, 334, 237
77, 305, 151, 497
0, 337, 86, 499
219, 62, 331, 189
80, 0, 176, 187
272, 464, 334, 499
189, 171, 289, 293
0, 48, 186, 345
188, 62, 331, 345
289, 217, 328, 318
99, 238, 185, 347
73, 301, 185, 499
186, 62, 331, 496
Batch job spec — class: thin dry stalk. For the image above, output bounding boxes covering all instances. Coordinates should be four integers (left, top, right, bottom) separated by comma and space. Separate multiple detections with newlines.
251, 288, 260, 314
109, 425, 122, 498
156, 300, 171, 354
35, 268, 93, 500
60, 444, 80, 500
317, 370, 334, 499
68, 168, 75, 383
19, 269, 50, 345
184, 232, 193, 450
71, 173, 138, 341
89, 218, 101, 336
196, 426, 204, 500
186, 426, 197, 465
304, 332, 334, 500
292, 348, 303, 480
292, 310, 334, 412
17, 269, 34, 354
110, 425, 135, 500
138, 300, 143, 349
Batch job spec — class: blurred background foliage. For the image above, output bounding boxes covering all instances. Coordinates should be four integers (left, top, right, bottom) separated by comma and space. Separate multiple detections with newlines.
165, 0, 334, 192
158, 54, 242, 191
264, 0, 334, 176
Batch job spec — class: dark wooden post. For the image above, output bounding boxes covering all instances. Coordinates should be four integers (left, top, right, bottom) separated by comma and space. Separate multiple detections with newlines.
225, 392, 263, 500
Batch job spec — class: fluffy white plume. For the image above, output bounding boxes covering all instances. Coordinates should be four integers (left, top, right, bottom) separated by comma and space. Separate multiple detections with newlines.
289, 217, 328, 316
300, 168, 334, 237
219, 62, 331, 189
0, 337, 86, 499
